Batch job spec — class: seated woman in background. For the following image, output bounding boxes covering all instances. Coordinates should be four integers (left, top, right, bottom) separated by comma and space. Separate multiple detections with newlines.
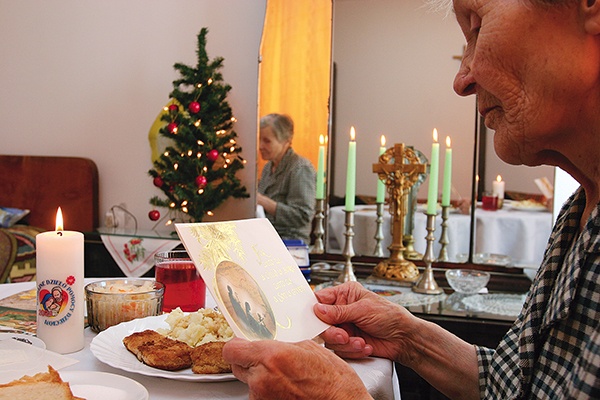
257, 113, 316, 243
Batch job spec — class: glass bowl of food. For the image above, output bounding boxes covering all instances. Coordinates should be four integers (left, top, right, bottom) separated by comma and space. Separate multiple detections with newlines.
445, 269, 490, 294
85, 279, 164, 332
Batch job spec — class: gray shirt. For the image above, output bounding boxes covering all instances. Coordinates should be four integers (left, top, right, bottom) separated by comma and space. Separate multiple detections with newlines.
258, 148, 316, 243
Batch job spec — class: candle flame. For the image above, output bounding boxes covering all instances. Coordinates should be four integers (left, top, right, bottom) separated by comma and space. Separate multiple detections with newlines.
55, 207, 64, 231
380, 135, 386, 147
319, 134, 324, 145
350, 126, 356, 141
433, 128, 438, 143
496, 174, 502, 182
446, 136, 451, 147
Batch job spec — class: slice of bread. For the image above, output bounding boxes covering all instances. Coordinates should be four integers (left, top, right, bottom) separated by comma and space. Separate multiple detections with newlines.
0, 365, 82, 400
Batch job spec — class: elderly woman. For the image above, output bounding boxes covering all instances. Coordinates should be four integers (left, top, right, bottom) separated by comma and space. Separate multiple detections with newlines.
257, 113, 316, 243
223, 1, 600, 399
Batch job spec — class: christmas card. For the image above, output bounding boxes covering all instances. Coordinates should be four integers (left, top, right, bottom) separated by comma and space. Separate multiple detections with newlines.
175, 218, 329, 342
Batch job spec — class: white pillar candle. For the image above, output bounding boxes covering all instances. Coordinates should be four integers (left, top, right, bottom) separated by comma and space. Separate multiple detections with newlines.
36, 207, 84, 354
492, 175, 505, 209
492, 175, 505, 199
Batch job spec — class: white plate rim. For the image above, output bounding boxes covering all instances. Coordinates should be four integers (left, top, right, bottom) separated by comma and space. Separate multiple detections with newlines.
0, 332, 46, 349
61, 370, 148, 400
90, 314, 236, 382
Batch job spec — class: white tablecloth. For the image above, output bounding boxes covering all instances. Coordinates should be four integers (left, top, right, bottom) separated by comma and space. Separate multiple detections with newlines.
0, 280, 400, 400
328, 204, 553, 267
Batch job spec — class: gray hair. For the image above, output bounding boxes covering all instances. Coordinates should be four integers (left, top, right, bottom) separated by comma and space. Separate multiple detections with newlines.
260, 113, 294, 143
423, 0, 453, 15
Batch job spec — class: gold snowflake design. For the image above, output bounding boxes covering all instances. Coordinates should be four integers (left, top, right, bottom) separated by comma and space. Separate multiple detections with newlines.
189, 222, 246, 271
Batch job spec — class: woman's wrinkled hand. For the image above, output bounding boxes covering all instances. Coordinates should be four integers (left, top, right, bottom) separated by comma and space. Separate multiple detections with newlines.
314, 282, 419, 364
222, 337, 371, 400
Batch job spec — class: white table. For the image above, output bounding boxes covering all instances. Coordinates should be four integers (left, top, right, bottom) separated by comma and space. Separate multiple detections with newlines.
328, 204, 553, 267
0, 280, 400, 400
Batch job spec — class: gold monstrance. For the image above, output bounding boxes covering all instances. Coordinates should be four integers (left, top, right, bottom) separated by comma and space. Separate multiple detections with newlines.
372, 143, 426, 283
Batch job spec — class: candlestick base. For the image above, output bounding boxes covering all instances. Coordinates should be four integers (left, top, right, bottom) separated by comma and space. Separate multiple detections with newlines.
413, 213, 443, 295
437, 206, 450, 262
373, 202, 385, 257
373, 258, 419, 285
402, 234, 423, 260
335, 210, 357, 284
310, 199, 325, 254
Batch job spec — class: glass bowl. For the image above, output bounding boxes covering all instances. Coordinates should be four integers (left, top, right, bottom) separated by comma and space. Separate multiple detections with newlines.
445, 269, 490, 294
85, 279, 164, 332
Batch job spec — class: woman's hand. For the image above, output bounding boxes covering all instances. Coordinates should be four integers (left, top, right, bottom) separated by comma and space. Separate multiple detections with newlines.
222, 338, 371, 400
256, 193, 277, 216
314, 282, 420, 364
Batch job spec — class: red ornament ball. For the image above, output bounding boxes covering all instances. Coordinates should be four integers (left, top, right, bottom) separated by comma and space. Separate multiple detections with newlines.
168, 104, 178, 112
148, 210, 160, 221
195, 175, 207, 188
153, 176, 164, 187
207, 149, 219, 162
167, 122, 178, 134
188, 101, 201, 114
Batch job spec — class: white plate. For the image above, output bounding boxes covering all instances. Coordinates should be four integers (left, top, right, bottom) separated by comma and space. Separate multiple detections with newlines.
506, 200, 547, 212
61, 371, 148, 400
90, 315, 236, 382
0, 332, 46, 349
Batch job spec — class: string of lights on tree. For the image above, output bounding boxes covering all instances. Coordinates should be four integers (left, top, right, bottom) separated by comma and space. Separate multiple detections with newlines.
149, 28, 248, 223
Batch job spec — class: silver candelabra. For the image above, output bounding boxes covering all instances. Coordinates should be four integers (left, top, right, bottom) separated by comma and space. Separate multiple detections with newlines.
373, 202, 385, 257
311, 198, 325, 254
437, 205, 450, 261
413, 213, 443, 294
335, 210, 357, 284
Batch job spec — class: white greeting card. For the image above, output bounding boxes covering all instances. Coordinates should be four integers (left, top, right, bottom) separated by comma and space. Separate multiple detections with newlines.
175, 218, 329, 342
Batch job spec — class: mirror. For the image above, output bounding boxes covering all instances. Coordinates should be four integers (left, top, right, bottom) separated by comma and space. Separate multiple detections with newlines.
328, 0, 554, 268
327, 0, 475, 259
259, 0, 555, 269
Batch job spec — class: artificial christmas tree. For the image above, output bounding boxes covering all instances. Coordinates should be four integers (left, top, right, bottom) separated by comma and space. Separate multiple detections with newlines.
149, 28, 248, 223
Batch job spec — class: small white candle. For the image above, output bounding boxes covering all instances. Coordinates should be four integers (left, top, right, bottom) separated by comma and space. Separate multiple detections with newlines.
36, 207, 84, 354
492, 175, 505, 200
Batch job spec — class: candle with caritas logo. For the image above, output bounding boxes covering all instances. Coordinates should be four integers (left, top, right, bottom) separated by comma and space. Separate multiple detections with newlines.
36, 207, 84, 354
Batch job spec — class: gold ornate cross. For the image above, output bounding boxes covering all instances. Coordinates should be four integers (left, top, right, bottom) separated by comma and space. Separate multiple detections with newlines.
372, 143, 427, 283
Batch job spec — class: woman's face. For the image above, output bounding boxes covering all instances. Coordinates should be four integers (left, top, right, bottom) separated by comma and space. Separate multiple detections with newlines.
452, 0, 597, 166
259, 126, 290, 163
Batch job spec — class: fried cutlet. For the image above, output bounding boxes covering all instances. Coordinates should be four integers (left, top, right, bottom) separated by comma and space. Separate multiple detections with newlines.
122, 329, 165, 359
190, 341, 232, 374
123, 329, 192, 371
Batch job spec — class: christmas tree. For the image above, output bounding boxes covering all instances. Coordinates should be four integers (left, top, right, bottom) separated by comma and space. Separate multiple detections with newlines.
149, 28, 249, 223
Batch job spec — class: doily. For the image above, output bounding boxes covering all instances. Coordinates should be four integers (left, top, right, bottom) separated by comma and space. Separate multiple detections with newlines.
461, 293, 526, 317
386, 291, 447, 307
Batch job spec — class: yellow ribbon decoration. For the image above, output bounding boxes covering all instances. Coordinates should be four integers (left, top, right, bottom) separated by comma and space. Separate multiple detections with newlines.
148, 99, 181, 162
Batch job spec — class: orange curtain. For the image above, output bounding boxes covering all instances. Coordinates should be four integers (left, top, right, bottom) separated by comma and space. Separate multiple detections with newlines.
258, 0, 332, 175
